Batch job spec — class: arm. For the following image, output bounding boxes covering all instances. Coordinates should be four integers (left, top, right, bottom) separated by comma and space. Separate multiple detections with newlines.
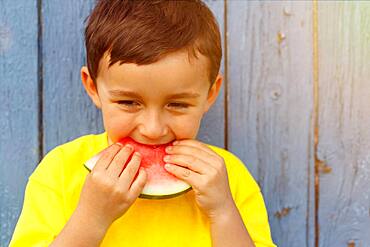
163, 140, 256, 247
49, 206, 109, 247
209, 201, 255, 247
10, 143, 146, 247
163, 140, 275, 247
49, 144, 146, 246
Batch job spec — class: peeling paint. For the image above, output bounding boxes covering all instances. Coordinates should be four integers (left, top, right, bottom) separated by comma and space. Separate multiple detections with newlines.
312, 1, 320, 246
274, 207, 292, 219
277, 31, 286, 45
318, 160, 332, 174
347, 240, 355, 247
283, 6, 292, 16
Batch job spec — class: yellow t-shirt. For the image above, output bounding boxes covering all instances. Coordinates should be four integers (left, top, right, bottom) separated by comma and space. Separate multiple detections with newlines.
10, 132, 276, 247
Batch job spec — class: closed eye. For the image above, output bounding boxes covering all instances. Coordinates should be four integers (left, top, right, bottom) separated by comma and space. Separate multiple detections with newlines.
168, 102, 190, 108
117, 100, 140, 107
117, 100, 190, 109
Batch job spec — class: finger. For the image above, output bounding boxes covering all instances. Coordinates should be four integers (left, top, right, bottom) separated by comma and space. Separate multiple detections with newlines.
173, 140, 219, 159
106, 144, 135, 176
128, 168, 147, 198
164, 153, 211, 175
166, 144, 219, 167
164, 163, 201, 186
118, 152, 142, 188
94, 143, 123, 172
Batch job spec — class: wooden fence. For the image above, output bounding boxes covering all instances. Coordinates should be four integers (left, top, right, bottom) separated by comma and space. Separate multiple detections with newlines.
1, 1, 370, 246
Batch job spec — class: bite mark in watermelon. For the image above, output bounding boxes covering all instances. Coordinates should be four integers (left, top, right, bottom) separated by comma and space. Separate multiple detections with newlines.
84, 137, 192, 199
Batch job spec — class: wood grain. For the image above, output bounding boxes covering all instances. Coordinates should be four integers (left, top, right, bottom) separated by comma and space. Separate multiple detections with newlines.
317, 2, 370, 246
42, 0, 102, 154
0, 1, 39, 246
3, 1, 370, 246
197, 0, 226, 148
227, 1, 315, 246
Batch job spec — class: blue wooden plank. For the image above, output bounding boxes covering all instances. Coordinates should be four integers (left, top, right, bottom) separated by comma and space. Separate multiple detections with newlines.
42, 0, 102, 154
317, 2, 370, 246
197, 0, 225, 148
0, 1, 39, 246
227, 1, 315, 246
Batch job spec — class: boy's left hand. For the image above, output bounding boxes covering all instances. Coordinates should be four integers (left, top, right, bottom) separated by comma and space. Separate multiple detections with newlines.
164, 139, 235, 220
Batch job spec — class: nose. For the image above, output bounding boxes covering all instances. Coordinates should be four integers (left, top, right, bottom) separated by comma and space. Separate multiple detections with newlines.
138, 109, 168, 141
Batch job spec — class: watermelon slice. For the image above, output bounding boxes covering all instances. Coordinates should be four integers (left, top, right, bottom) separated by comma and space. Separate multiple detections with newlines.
84, 137, 192, 199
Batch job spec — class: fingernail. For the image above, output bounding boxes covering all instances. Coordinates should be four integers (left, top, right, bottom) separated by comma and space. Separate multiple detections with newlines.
134, 152, 141, 157
165, 146, 172, 152
165, 164, 172, 170
125, 144, 133, 150
116, 142, 124, 147
163, 155, 170, 162
173, 140, 179, 145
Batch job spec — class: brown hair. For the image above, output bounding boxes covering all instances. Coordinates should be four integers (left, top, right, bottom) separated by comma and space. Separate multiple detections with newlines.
84, 0, 222, 86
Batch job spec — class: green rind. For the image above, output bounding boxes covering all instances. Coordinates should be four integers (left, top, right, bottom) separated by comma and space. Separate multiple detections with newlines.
84, 163, 193, 200
84, 163, 92, 172
139, 186, 193, 200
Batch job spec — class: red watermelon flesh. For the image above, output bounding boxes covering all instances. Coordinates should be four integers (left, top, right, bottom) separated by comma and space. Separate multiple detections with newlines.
84, 137, 192, 199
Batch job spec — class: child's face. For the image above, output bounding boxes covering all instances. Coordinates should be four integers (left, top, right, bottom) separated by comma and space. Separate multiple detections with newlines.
81, 50, 222, 145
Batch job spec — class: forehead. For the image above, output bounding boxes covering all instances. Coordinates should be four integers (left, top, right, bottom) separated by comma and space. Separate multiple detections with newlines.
97, 50, 210, 93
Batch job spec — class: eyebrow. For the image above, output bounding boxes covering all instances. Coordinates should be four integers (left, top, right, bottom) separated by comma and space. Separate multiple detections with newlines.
109, 90, 143, 99
108, 90, 200, 99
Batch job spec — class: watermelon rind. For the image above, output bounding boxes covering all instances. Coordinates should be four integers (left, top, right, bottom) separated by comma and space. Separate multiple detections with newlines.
139, 186, 192, 199
84, 157, 192, 200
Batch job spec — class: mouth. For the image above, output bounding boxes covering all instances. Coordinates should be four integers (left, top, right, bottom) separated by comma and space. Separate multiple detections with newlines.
129, 138, 173, 147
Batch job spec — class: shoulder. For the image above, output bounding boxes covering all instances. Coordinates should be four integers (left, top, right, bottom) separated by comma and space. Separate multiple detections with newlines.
30, 132, 108, 186
52, 132, 107, 161
42, 132, 107, 165
207, 144, 245, 169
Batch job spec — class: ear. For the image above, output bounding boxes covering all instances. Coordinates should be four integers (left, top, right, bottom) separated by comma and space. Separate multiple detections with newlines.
204, 73, 223, 113
81, 66, 102, 109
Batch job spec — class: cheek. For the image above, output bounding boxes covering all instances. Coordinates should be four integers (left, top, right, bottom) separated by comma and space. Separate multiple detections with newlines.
170, 111, 204, 139
101, 106, 136, 143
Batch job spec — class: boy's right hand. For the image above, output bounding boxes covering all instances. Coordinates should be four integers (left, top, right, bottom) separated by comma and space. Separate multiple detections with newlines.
77, 143, 147, 229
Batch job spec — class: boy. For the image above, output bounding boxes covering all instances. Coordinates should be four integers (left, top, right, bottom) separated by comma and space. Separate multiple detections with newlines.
10, 0, 276, 246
